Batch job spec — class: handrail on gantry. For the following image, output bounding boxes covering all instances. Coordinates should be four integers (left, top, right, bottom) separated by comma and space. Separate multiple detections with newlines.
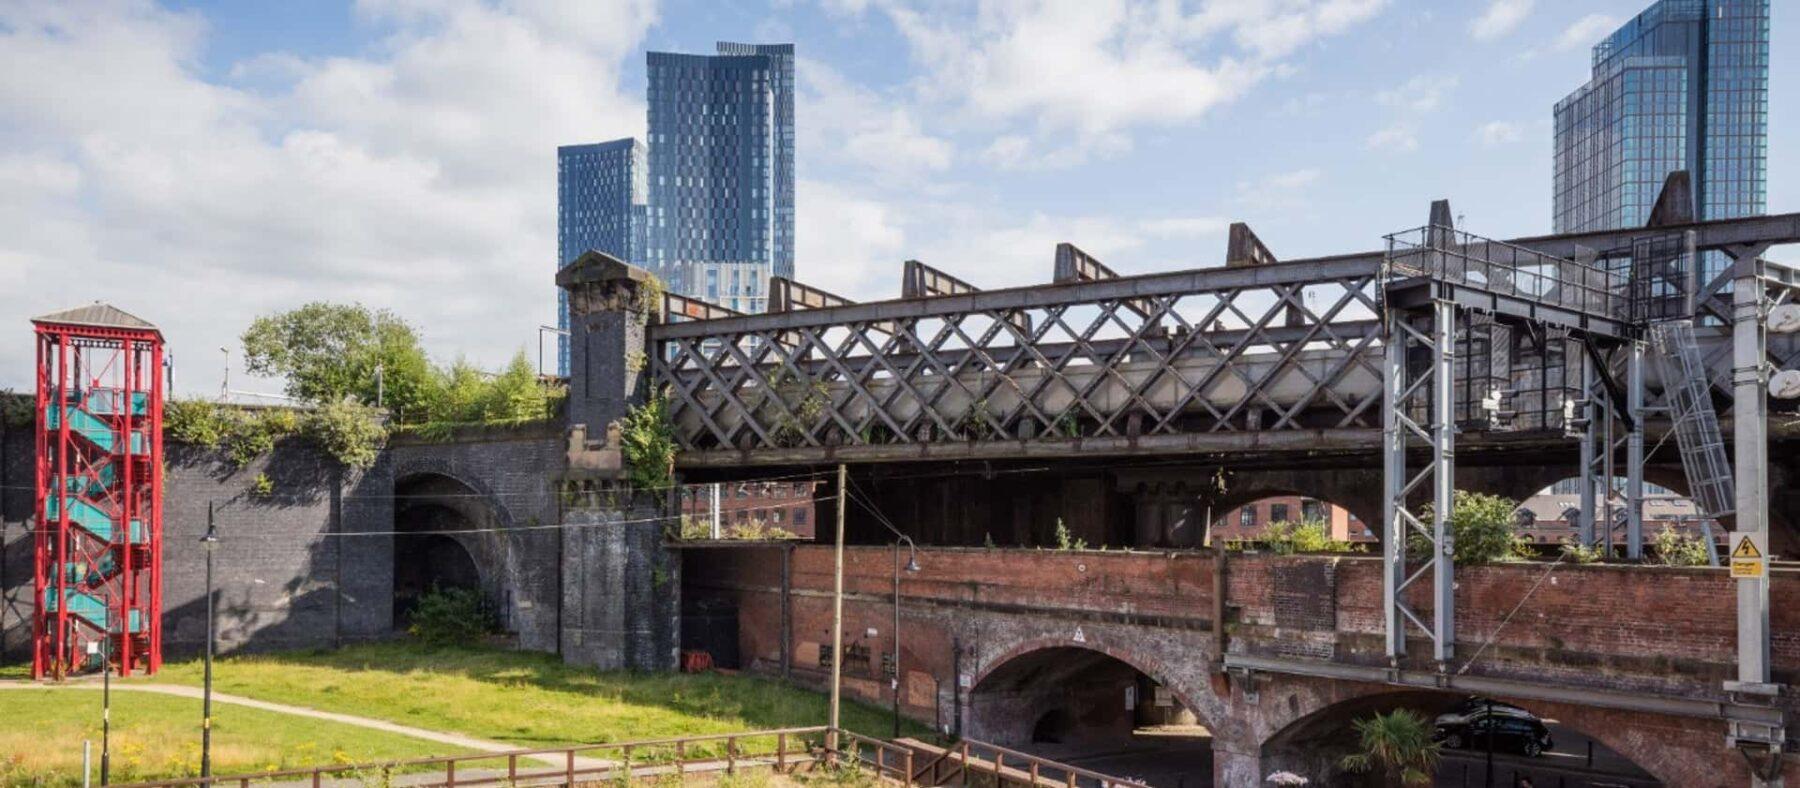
1383, 223, 1628, 323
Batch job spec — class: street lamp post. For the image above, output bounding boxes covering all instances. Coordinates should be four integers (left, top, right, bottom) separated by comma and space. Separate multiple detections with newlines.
891, 537, 919, 738
200, 504, 220, 779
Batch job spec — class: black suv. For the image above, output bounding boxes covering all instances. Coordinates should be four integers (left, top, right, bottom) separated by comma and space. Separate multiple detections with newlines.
1434, 714, 1555, 757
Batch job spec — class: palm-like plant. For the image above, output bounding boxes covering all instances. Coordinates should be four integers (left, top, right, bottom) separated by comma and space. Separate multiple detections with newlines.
1339, 709, 1441, 786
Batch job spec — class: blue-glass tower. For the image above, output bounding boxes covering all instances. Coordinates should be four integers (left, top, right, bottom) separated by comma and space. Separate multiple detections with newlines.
646, 42, 794, 313
1553, 0, 1768, 244
557, 138, 648, 375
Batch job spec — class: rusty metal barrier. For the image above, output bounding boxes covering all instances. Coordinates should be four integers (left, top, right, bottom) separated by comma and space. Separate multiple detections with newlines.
108, 725, 831, 787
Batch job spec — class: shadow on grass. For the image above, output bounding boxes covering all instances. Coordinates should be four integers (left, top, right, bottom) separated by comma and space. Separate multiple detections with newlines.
157, 641, 923, 746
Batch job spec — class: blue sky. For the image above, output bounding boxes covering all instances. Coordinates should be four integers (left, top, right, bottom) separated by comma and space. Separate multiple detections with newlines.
1, 0, 1791, 395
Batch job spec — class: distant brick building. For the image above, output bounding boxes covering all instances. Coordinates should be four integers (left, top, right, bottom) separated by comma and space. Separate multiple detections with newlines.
1211, 496, 1374, 544
679, 481, 816, 538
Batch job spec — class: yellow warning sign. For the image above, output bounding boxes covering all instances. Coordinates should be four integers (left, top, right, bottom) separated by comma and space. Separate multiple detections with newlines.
1733, 536, 1763, 560
1729, 532, 1767, 580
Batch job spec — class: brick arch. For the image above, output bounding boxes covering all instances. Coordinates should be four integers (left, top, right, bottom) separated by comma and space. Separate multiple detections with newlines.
1249, 674, 1763, 787
965, 629, 1226, 741
391, 458, 518, 532
391, 465, 517, 628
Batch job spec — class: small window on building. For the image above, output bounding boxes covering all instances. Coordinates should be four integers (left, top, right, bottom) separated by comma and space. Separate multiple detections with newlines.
1240, 507, 1257, 528
793, 509, 809, 525
1269, 503, 1289, 523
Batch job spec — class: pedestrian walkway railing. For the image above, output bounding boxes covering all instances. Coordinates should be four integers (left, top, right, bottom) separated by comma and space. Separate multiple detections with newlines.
875, 736, 1152, 788
108, 725, 832, 787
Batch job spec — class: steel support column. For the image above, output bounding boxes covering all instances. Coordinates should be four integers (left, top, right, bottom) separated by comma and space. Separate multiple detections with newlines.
1625, 341, 1646, 559
1578, 352, 1600, 547
1382, 297, 1456, 666
1724, 246, 1783, 785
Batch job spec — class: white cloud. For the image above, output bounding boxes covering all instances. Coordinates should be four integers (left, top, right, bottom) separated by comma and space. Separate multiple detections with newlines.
0, 0, 654, 392
1475, 120, 1523, 146
1365, 73, 1458, 154
860, 0, 1386, 168
1469, 0, 1533, 41
1235, 168, 1323, 211
1375, 74, 1460, 113
799, 57, 953, 180
1555, 13, 1617, 52
1137, 217, 1228, 239
1366, 124, 1418, 152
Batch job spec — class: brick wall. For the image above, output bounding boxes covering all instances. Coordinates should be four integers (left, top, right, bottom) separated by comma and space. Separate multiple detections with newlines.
686, 544, 1800, 784
2, 423, 565, 663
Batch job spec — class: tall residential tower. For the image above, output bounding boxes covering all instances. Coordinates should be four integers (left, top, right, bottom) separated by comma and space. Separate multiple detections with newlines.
556, 138, 648, 376
1553, 0, 1768, 242
646, 42, 795, 313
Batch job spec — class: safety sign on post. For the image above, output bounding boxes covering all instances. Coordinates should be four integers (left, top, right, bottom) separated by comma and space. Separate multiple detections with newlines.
1729, 531, 1767, 580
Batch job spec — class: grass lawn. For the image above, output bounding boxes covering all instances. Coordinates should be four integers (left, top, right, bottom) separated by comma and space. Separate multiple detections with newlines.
0, 687, 472, 786
148, 642, 928, 750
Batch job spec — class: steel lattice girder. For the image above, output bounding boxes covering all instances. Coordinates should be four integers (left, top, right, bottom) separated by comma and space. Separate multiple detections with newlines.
651, 260, 1388, 454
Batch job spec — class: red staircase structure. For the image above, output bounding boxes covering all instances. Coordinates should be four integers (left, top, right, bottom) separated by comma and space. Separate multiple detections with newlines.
32, 304, 164, 679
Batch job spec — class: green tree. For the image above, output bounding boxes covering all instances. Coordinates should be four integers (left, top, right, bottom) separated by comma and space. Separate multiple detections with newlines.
241, 302, 432, 415
1339, 709, 1440, 786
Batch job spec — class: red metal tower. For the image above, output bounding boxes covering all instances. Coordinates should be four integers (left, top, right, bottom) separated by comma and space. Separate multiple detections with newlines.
32, 304, 164, 679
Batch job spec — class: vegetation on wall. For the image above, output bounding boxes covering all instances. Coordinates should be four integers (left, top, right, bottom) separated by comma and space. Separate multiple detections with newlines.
242, 302, 563, 430
1651, 524, 1712, 567
0, 389, 32, 429
619, 394, 677, 491
165, 398, 387, 470
1259, 518, 1357, 555
1413, 490, 1526, 564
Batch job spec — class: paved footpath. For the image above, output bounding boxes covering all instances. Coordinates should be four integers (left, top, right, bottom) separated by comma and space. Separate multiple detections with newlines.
0, 681, 613, 771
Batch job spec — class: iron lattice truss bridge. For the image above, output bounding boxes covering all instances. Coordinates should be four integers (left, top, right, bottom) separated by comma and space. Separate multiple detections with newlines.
650, 204, 1800, 470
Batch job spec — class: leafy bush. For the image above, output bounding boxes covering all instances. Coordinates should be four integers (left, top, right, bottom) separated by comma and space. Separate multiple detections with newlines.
1560, 540, 1606, 564
1652, 525, 1711, 566
0, 389, 34, 429
1053, 518, 1087, 551
1263, 518, 1355, 555
303, 400, 388, 469
620, 395, 677, 490
407, 586, 496, 647
1340, 709, 1440, 786
249, 472, 275, 498
724, 520, 801, 541
166, 399, 229, 446
1413, 491, 1522, 564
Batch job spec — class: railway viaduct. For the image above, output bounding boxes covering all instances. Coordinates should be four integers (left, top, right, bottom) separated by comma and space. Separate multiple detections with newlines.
629, 188, 1800, 786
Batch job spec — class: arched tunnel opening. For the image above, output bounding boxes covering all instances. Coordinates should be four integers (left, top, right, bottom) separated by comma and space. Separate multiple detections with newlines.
392, 473, 497, 631
1259, 691, 1660, 787
967, 647, 1211, 787
1521, 476, 1715, 559
1210, 493, 1376, 549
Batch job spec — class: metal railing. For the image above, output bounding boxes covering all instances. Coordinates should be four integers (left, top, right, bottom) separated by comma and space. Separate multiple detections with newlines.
109, 726, 831, 787
875, 737, 1152, 788
1385, 224, 1627, 321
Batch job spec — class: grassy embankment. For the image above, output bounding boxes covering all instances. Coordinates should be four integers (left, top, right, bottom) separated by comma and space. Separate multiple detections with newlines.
2, 642, 922, 785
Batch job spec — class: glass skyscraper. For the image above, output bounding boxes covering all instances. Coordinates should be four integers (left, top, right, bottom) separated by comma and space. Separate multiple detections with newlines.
646, 42, 795, 313
557, 138, 648, 375
1553, 0, 1768, 242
